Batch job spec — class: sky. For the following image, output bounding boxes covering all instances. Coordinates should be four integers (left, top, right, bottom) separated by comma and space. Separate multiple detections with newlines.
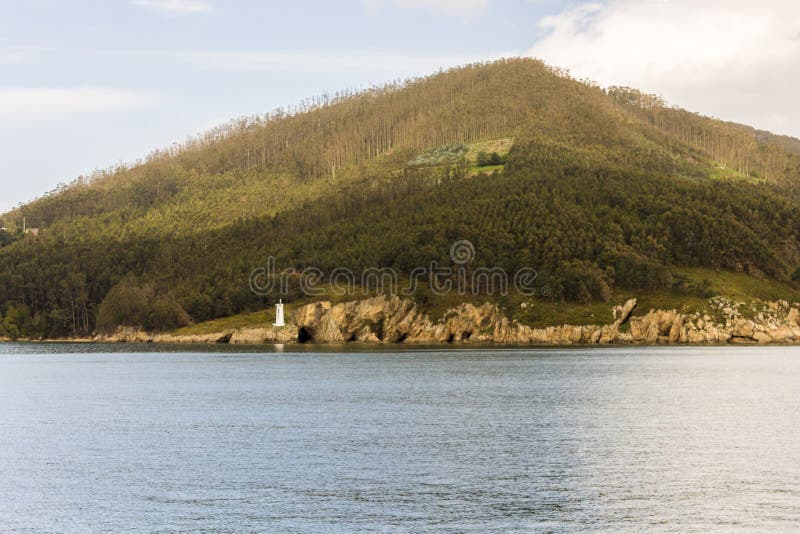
2, 0, 799, 213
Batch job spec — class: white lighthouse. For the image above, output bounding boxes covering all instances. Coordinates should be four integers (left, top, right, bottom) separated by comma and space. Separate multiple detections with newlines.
273, 299, 285, 327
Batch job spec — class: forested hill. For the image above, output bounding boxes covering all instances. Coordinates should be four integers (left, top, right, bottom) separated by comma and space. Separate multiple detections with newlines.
2, 58, 800, 339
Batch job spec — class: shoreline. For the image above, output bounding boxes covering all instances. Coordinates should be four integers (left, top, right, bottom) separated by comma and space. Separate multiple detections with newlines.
7, 295, 800, 347
4, 337, 799, 347
6, 340, 799, 348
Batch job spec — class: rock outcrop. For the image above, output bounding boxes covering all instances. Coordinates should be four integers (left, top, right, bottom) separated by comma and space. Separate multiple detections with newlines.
99, 295, 800, 346
289, 295, 800, 345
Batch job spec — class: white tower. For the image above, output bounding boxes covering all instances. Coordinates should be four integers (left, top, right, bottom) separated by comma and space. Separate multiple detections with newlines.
273, 299, 285, 327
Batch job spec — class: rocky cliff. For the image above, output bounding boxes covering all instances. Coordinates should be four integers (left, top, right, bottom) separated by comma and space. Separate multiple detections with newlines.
103, 295, 800, 345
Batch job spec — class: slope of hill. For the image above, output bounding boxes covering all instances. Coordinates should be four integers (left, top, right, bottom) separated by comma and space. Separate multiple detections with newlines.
1, 58, 800, 339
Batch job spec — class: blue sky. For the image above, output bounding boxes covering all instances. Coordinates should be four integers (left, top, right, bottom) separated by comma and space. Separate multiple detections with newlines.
2, 0, 799, 212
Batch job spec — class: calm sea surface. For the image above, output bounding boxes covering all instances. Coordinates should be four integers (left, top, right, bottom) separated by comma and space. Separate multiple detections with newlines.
0, 343, 798, 532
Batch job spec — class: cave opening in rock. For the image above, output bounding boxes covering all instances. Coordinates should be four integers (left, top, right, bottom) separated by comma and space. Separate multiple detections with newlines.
446, 333, 455, 343
297, 327, 313, 343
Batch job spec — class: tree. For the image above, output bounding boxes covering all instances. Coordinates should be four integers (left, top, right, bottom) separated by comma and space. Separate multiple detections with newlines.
96, 281, 191, 334
96, 283, 151, 333
1, 303, 31, 339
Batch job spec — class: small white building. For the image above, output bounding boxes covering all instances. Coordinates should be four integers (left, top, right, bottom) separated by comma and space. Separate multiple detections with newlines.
273, 299, 285, 327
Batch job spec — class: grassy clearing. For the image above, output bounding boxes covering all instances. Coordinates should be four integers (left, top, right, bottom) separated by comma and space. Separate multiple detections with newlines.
468, 163, 504, 176
707, 163, 764, 185
391, 138, 514, 179
173, 310, 273, 335
465, 138, 514, 162
674, 267, 800, 302
466, 138, 513, 176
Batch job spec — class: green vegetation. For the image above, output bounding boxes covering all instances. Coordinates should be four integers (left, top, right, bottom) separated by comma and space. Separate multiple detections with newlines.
0, 227, 20, 249
95, 280, 191, 334
672, 268, 800, 303
466, 138, 512, 175
608, 86, 800, 188
170, 266, 800, 335
0, 303, 43, 340
2, 58, 800, 338
476, 151, 505, 167
408, 143, 467, 167
173, 310, 273, 336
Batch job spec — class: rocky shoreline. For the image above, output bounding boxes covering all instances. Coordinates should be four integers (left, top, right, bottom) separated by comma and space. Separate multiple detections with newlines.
89, 295, 800, 346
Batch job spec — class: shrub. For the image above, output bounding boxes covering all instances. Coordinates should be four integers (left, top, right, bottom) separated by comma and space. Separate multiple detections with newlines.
476, 151, 505, 167
559, 260, 612, 304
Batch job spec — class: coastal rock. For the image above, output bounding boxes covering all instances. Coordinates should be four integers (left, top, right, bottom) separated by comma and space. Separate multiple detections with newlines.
753, 331, 773, 344
788, 308, 799, 327
768, 326, 796, 343
97, 295, 800, 347
733, 319, 756, 339
230, 327, 297, 344
294, 296, 433, 343
629, 309, 677, 344
612, 298, 637, 328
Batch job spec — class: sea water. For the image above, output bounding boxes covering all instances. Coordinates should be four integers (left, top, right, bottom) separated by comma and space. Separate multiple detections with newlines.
0, 343, 798, 532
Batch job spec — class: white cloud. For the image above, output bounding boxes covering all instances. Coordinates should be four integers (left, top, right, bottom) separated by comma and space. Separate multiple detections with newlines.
527, 0, 800, 137
364, 0, 488, 15
131, 0, 212, 15
0, 88, 164, 122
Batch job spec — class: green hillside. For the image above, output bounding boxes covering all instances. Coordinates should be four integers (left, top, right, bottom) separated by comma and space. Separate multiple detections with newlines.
2, 58, 800, 339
